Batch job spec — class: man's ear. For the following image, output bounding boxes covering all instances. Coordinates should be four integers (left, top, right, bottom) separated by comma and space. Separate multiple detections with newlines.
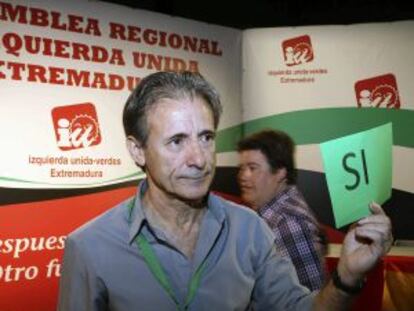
275, 167, 287, 182
126, 136, 145, 167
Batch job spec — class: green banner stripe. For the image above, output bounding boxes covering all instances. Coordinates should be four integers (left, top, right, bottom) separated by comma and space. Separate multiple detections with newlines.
216, 124, 243, 153
216, 108, 414, 152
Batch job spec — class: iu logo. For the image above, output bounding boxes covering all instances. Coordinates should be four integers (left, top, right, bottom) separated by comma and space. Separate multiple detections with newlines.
282, 35, 314, 66
51, 103, 102, 151
355, 73, 401, 108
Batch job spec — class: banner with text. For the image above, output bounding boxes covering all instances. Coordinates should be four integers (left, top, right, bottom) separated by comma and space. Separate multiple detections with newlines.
0, 0, 242, 189
0, 1, 242, 310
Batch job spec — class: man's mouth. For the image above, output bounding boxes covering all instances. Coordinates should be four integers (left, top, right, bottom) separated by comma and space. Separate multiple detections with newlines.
180, 171, 210, 180
240, 186, 253, 192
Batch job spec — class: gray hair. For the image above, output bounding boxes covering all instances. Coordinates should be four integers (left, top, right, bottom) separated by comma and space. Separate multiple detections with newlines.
123, 71, 222, 146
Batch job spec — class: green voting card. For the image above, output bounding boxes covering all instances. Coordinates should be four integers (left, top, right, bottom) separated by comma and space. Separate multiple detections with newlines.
320, 123, 392, 228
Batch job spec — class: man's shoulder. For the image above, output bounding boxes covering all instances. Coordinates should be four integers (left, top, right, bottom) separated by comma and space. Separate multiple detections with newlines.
275, 187, 313, 217
210, 192, 258, 220
67, 197, 131, 245
266, 192, 322, 238
210, 193, 274, 239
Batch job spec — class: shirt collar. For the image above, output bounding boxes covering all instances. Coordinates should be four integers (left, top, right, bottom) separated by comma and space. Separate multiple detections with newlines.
127, 180, 226, 244
258, 184, 295, 217
128, 180, 149, 244
206, 192, 226, 224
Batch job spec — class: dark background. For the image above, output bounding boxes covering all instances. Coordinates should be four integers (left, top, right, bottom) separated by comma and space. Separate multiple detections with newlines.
102, 0, 414, 28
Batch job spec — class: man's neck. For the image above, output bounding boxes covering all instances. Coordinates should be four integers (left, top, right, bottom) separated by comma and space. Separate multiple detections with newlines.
142, 186, 206, 259
253, 182, 289, 211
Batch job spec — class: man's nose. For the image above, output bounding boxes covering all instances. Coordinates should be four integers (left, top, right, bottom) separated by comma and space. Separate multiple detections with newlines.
186, 141, 207, 168
237, 168, 249, 181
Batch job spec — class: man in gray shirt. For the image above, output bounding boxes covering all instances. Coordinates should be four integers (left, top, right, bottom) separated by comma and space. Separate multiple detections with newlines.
58, 71, 393, 311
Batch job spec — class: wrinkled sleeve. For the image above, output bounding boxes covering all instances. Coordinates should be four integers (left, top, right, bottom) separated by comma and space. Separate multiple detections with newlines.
57, 236, 108, 311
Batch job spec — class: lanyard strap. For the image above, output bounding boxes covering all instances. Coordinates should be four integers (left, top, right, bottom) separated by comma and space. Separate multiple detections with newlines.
128, 198, 206, 311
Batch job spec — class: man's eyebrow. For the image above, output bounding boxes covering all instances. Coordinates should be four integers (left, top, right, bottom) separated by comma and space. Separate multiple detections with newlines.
165, 133, 188, 142
199, 129, 216, 137
246, 162, 260, 167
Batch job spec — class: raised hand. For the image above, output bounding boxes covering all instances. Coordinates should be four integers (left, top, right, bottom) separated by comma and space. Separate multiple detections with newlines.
337, 202, 393, 286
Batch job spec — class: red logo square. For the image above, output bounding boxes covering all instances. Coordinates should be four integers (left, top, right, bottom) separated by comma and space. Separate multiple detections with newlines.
355, 73, 401, 108
282, 35, 314, 66
51, 103, 102, 151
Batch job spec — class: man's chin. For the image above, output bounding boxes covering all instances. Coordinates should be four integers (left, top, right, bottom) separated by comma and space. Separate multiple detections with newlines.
185, 187, 209, 199
173, 185, 209, 202
241, 194, 255, 206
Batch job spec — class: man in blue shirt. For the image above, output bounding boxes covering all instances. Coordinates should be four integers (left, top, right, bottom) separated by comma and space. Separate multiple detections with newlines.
58, 71, 393, 311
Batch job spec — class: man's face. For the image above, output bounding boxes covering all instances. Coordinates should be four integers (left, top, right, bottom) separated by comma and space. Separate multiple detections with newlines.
237, 150, 286, 210
131, 96, 216, 203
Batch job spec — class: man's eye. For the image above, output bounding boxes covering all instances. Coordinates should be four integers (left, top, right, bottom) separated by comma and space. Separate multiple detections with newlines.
201, 133, 215, 143
170, 137, 183, 145
248, 165, 257, 171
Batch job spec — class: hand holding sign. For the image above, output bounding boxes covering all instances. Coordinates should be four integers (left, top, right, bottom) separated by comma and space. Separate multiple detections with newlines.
320, 123, 392, 228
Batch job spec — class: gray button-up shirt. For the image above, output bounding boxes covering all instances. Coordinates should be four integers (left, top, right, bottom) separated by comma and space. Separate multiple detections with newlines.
58, 182, 315, 311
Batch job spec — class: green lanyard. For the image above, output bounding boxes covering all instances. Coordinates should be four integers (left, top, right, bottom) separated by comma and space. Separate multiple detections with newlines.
128, 198, 207, 311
